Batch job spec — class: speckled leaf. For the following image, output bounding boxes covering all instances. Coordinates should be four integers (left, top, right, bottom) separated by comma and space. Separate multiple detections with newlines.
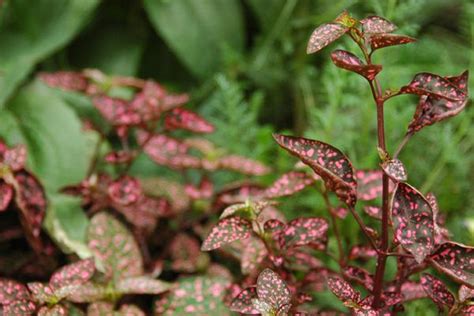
429, 242, 474, 287
360, 16, 396, 33
407, 70, 469, 134
107, 176, 142, 206
401, 72, 466, 101
0, 181, 13, 212
2, 300, 36, 316
251, 298, 273, 314
381, 159, 407, 182
421, 273, 455, 309
230, 287, 259, 314
343, 266, 374, 291
218, 155, 270, 176
104, 150, 134, 165
363, 206, 382, 221
426, 192, 450, 245
391, 182, 434, 263
165, 108, 214, 133
307, 23, 347, 54
399, 281, 427, 302
116, 276, 170, 295
458, 285, 474, 303
331, 50, 382, 80
0, 279, 30, 305
27, 282, 54, 304
170, 233, 205, 273
241, 237, 268, 275
282, 217, 328, 249
64, 282, 106, 303
118, 304, 145, 316
87, 212, 143, 281
86, 301, 114, 315
185, 177, 213, 200
40, 71, 88, 92
461, 305, 474, 315
219, 202, 251, 219
369, 33, 416, 50
327, 276, 361, 305
349, 245, 377, 261
201, 216, 252, 251
159, 276, 230, 315
1, 143, 27, 171
273, 134, 357, 207
264, 171, 315, 198
356, 170, 383, 200
37, 304, 67, 316
257, 269, 291, 311
92, 95, 140, 127
49, 258, 95, 291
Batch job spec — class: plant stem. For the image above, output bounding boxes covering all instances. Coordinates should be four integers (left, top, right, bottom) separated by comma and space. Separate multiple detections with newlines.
393, 133, 412, 159
320, 186, 345, 266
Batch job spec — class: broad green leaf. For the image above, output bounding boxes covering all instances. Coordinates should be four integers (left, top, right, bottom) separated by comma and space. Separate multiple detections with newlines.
0, 0, 100, 106
1, 82, 93, 192
143, 0, 244, 78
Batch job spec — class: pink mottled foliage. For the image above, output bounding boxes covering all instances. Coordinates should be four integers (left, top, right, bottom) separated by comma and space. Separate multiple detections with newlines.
201, 216, 252, 251
330, 50, 382, 81
420, 273, 455, 309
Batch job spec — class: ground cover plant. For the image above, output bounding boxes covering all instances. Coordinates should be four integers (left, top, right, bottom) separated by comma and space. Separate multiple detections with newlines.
0, 2, 472, 316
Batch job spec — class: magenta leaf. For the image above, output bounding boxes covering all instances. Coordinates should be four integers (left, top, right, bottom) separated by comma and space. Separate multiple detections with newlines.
360, 16, 397, 34
307, 23, 348, 54
218, 155, 270, 176
201, 216, 252, 251
165, 108, 215, 133
264, 171, 315, 198
92, 95, 140, 126
381, 158, 407, 182
0, 181, 13, 212
87, 212, 143, 281
327, 276, 361, 306
343, 266, 374, 291
407, 70, 469, 134
107, 175, 143, 206
116, 276, 170, 295
49, 258, 95, 291
349, 244, 377, 261
241, 237, 267, 275
421, 273, 455, 309
39, 71, 88, 92
256, 269, 292, 312
230, 287, 259, 314
401, 72, 467, 101
356, 170, 384, 200
391, 182, 435, 263
429, 242, 474, 287
282, 217, 328, 249
273, 134, 357, 207
331, 50, 382, 80
369, 33, 416, 50
2, 300, 36, 316
458, 285, 474, 303
0, 279, 31, 305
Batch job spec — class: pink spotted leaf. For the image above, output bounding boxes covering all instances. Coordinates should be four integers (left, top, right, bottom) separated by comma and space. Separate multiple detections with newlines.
37, 304, 67, 316
360, 16, 397, 34
381, 159, 407, 182
2, 300, 36, 316
426, 192, 450, 244
92, 95, 140, 126
241, 236, 268, 275
429, 242, 474, 287
86, 302, 114, 315
400, 281, 427, 302
349, 244, 377, 261
273, 134, 357, 207
458, 285, 474, 303
87, 212, 143, 281
282, 217, 328, 249
49, 258, 95, 291
363, 205, 382, 221
307, 23, 348, 54
264, 171, 315, 198
170, 233, 206, 273
201, 216, 252, 251
256, 269, 292, 312
0, 180, 13, 212
27, 282, 54, 304
1, 144, 27, 171
401, 72, 466, 101
107, 176, 142, 206
356, 170, 384, 200
391, 182, 435, 263
39, 71, 88, 92
116, 276, 170, 295
407, 70, 469, 134
218, 155, 270, 176
164, 108, 214, 133
63, 282, 106, 303
230, 287, 259, 314
327, 276, 361, 306
0, 279, 31, 305
331, 50, 382, 80
118, 304, 146, 316
343, 266, 374, 291
369, 33, 416, 51
421, 273, 455, 309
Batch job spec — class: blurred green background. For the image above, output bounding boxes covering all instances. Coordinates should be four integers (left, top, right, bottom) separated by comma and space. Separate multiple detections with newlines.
0, 0, 472, 314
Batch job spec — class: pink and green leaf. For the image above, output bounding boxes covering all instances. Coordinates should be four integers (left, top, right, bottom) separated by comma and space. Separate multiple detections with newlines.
230, 287, 259, 314
327, 276, 361, 306
87, 212, 143, 281
2, 300, 36, 316
164, 108, 214, 134
201, 216, 252, 251
256, 269, 292, 311
421, 273, 455, 309
2, 144, 27, 171
369, 33, 416, 51
92, 95, 140, 126
116, 276, 171, 295
0, 279, 31, 305
107, 176, 143, 206
356, 169, 384, 200
27, 282, 54, 304
381, 159, 407, 182
273, 134, 357, 207
429, 242, 474, 287
170, 233, 206, 273
307, 23, 348, 54
343, 266, 374, 291
401, 72, 466, 101
218, 155, 270, 176
37, 304, 67, 316
360, 16, 397, 34
241, 236, 268, 275
363, 205, 382, 221
49, 258, 95, 291
63, 282, 106, 303
282, 217, 328, 249
39, 71, 88, 92
86, 302, 114, 315
458, 285, 474, 303
391, 182, 435, 263
330, 50, 382, 80
264, 171, 315, 198
349, 244, 377, 261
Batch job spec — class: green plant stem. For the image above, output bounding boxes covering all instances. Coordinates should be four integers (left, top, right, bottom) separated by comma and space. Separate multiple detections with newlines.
393, 133, 412, 159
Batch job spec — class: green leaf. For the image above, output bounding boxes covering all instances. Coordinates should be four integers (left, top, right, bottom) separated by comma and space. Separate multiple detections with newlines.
0, 0, 101, 107
0, 82, 94, 192
143, 0, 244, 78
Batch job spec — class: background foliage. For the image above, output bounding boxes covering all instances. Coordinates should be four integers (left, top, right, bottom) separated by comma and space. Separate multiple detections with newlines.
0, 0, 472, 314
